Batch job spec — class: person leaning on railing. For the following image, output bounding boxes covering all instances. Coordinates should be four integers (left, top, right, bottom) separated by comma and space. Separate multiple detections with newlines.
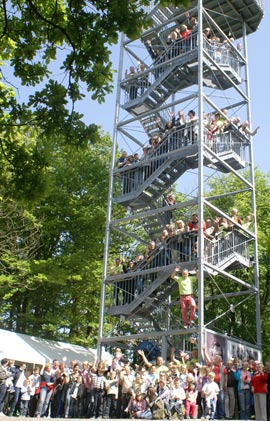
239, 121, 260, 137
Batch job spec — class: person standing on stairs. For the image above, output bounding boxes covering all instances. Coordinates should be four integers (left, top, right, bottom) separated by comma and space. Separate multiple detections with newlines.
171, 266, 197, 328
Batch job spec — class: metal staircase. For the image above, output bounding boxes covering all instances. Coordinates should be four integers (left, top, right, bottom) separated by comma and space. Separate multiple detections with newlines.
149, 5, 179, 26
114, 127, 247, 209
115, 145, 198, 208
144, 0, 263, 39
122, 35, 244, 116
106, 228, 252, 322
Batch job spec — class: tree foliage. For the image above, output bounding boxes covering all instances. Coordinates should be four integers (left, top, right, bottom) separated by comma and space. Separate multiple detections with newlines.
0, 0, 189, 200
0, 131, 112, 346
0, 0, 188, 130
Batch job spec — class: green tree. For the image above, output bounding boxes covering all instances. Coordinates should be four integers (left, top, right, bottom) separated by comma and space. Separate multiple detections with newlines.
0, 0, 189, 201
0, 0, 189, 137
0, 131, 114, 347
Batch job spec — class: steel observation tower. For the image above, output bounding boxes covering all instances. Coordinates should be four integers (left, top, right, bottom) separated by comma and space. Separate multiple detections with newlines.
98, 0, 264, 362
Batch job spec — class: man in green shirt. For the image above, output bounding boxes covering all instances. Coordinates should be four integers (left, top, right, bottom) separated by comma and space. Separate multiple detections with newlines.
171, 266, 197, 328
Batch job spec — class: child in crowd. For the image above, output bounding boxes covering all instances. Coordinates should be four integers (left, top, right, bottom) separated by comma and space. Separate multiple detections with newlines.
20, 378, 31, 417
125, 392, 147, 419
201, 371, 220, 420
104, 371, 118, 419
185, 382, 198, 418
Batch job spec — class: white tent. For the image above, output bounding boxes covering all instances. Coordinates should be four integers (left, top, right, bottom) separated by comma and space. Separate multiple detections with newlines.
0, 329, 96, 367
0, 329, 45, 365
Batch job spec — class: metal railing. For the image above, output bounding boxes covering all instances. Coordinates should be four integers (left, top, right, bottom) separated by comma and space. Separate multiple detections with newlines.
114, 124, 196, 196
204, 229, 251, 267
115, 128, 246, 197
107, 232, 197, 307
205, 130, 246, 162
121, 33, 199, 104
107, 228, 250, 308
121, 34, 243, 104
203, 38, 242, 76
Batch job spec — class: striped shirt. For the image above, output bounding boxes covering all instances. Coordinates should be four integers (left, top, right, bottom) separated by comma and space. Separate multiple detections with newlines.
91, 373, 105, 390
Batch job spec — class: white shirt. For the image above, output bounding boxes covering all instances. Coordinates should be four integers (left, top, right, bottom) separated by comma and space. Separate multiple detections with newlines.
202, 381, 219, 400
15, 371, 26, 388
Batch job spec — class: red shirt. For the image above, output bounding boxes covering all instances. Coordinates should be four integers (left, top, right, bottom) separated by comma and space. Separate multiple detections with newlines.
208, 363, 226, 385
212, 364, 224, 384
250, 371, 268, 394
181, 29, 192, 40
188, 220, 206, 232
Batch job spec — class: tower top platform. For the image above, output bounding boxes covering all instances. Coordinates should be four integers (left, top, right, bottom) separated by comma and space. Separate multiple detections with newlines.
145, 0, 263, 40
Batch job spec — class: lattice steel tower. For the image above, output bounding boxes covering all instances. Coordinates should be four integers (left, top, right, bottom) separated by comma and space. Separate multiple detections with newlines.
98, 0, 264, 361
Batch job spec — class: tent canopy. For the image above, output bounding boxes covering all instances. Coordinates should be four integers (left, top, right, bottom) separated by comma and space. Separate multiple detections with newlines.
0, 329, 45, 365
0, 329, 96, 367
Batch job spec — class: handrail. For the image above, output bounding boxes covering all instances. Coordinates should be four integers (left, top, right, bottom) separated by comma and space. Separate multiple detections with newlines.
203, 37, 244, 75
121, 33, 243, 105
108, 228, 251, 307
114, 128, 246, 197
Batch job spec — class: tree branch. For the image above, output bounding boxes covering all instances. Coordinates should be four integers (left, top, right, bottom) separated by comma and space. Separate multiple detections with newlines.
26, 0, 76, 54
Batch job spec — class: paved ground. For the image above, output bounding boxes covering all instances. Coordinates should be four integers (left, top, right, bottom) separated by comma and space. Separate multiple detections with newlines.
0, 415, 243, 421
0, 415, 235, 420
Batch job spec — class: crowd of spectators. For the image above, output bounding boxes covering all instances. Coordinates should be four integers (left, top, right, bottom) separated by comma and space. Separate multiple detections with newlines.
145, 13, 198, 64
121, 10, 259, 178
0, 347, 269, 420
124, 16, 198, 101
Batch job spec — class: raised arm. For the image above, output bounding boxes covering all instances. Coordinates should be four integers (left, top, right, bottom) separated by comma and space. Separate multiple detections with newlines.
137, 349, 152, 368
170, 346, 181, 364
202, 344, 211, 365
171, 265, 181, 281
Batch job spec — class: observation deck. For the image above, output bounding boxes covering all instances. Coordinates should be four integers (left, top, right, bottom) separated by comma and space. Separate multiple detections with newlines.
146, 0, 263, 41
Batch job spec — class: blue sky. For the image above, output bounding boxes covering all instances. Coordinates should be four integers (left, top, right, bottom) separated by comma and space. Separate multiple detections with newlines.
247, 2, 269, 173
84, 3, 269, 173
